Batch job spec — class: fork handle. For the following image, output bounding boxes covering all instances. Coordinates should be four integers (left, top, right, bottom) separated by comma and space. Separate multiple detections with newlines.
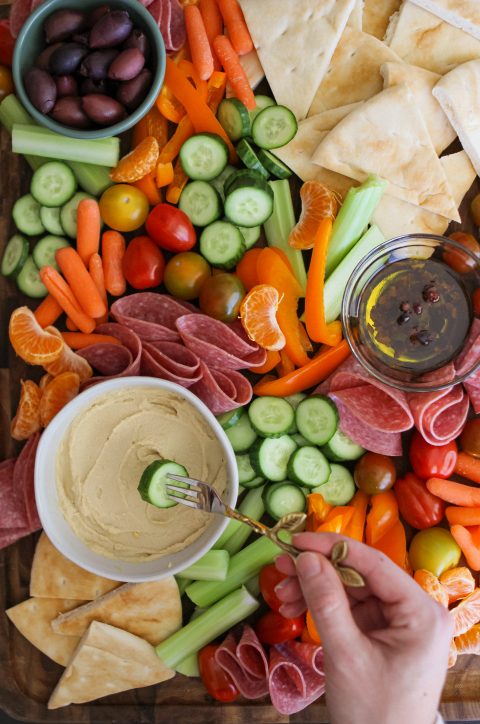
224, 506, 299, 556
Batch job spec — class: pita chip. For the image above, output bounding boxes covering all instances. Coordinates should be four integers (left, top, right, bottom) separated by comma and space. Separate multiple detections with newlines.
51, 579, 182, 645
226, 48, 264, 97
381, 61, 456, 153
30, 532, 121, 600
385, 1, 480, 75
363, 0, 402, 39
237, 0, 356, 120
309, 28, 404, 115
373, 151, 475, 239
6, 598, 83, 666
312, 84, 460, 221
348, 0, 364, 29
48, 621, 174, 709
409, 0, 480, 41
433, 59, 480, 177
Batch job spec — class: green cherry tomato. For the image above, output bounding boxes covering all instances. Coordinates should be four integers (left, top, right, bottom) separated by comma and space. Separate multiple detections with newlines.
409, 527, 461, 577
460, 419, 480, 458
99, 184, 149, 232
164, 252, 211, 300
199, 272, 245, 322
354, 452, 397, 495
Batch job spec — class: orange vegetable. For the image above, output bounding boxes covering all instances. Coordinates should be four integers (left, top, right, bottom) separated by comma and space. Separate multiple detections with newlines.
88, 253, 108, 325
157, 84, 186, 123
61, 332, 121, 349
344, 490, 369, 542
200, 0, 223, 70
305, 217, 342, 346
297, 320, 313, 353
156, 162, 175, 187
33, 295, 62, 328
185, 5, 214, 80
455, 452, 480, 484
446, 506, 480, 526
166, 158, 189, 204
366, 491, 399, 546
372, 519, 407, 569
426, 477, 480, 507
305, 610, 321, 644
206, 70, 227, 112
132, 115, 148, 146
134, 171, 162, 205
178, 59, 209, 99
213, 35, 255, 110
316, 506, 354, 534
76, 198, 101, 266
276, 350, 295, 376
111, 136, 159, 183
248, 349, 281, 374
158, 114, 195, 163
216, 0, 253, 55
102, 231, 126, 296
235, 248, 261, 291
66, 317, 78, 331
306, 493, 332, 532
39, 267, 95, 334
55, 247, 107, 320
451, 525, 480, 571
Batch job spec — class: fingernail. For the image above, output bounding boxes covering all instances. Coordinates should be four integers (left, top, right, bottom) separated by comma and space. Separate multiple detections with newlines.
296, 552, 322, 579
274, 579, 289, 593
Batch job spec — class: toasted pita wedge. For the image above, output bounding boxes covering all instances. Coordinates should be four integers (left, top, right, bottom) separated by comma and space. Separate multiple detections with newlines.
409, 0, 480, 41
6, 598, 83, 666
363, 0, 401, 38
348, 0, 364, 29
226, 48, 264, 97
30, 533, 120, 600
373, 151, 475, 239
309, 28, 403, 115
433, 59, 480, 177
48, 621, 174, 709
385, 1, 480, 75
237, 0, 355, 120
313, 84, 460, 221
381, 61, 456, 153
51, 579, 182, 645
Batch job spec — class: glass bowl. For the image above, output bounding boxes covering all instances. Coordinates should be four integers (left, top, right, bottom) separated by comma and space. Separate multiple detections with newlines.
341, 233, 480, 393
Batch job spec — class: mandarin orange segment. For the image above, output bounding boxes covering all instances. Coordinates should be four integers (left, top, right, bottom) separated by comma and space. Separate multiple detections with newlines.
144, 106, 168, 148
39, 372, 80, 427
10, 380, 42, 441
414, 569, 449, 607
39, 373, 54, 389
288, 181, 339, 250
240, 284, 286, 351
448, 639, 458, 668
440, 567, 476, 604
452, 588, 480, 636
43, 327, 93, 383
110, 136, 160, 183
455, 624, 480, 655
9, 307, 64, 366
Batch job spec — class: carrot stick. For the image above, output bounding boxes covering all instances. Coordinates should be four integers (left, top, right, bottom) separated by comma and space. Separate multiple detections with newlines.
76, 199, 101, 266
185, 5, 214, 81
156, 161, 174, 187
305, 218, 342, 347
56, 247, 107, 319
455, 452, 480, 485
166, 158, 189, 204
213, 35, 255, 110
66, 317, 78, 331
199, 0, 223, 71
102, 231, 126, 296
34, 294, 63, 328
216, 0, 253, 55
426, 477, 480, 507
39, 267, 95, 334
450, 525, 480, 571
446, 506, 480, 526
134, 171, 162, 204
88, 253, 108, 325
61, 332, 122, 349
248, 349, 280, 374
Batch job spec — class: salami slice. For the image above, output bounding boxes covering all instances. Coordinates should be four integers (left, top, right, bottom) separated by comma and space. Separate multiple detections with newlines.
409, 385, 469, 446
236, 625, 269, 680
0, 527, 31, 549
464, 381, 480, 414
79, 343, 132, 376
215, 632, 269, 699
147, 0, 162, 25
167, 0, 186, 51
160, 0, 172, 48
141, 341, 202, 387
268, 642, 326, 715
110, 294, 196, 342
455, 319, 480, 377
330, 394, 403, 456
0, 459, 27, 529
80, 324, 142, 387
14, 432, 41, 532
283, 640, 324, 677
191, 362, 253, 413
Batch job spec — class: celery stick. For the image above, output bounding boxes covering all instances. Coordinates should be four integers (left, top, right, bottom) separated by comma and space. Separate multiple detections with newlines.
213, 485, 265, 552
245, 574, 260, 598
12, 124, 120, 167
324, 225, 385, 324
264, 179, 307, 295
67, 160, 113, 196
175, 608, 205, 677
177, 550, 230, 581
325, 175, 387, 277
156, 586, 259, 668
176, 577, 190, 596
0, 95, 48, 170
186, 536, 281, 608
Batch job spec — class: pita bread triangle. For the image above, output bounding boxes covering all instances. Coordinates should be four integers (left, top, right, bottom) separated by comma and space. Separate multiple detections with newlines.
347, 0, 364, 29
48, 621, 174, 709
237, 0, 356, 119
363, 0, 401, 39
313, 84, 460, 221
409, 0, 480, 41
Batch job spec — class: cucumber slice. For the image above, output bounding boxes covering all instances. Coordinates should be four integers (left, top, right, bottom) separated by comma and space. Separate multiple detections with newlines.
250, 435, 297, 481
60, 192, 93, 238
40, 206, 64, 236
237, 224, 261, 249
179, 181, 222, 227
12, 194, 45, 236
285, 392, 307, 410
258, 149, 292, 179
263, 482, 306, 521
252, 105, 298, 149
312, 463, 355, 506
1, 234, 29, 278
224, 180, 274, 227
137, 460, 188, 508
236, 453, 257, 484
200, 221, 246, 270
217, 408, 243, 430
241, 475, 265, 490
287, 446, 331, 488
249, 95, 275, 123
16, 256, 48, 298
30, 161, 77, 207
295, 396, 338, 446
180, 133, 229, 181
224, 169, 267, 197
217, 98, 251, 141
236, 139, 269, 179
32, 235, 70, 271
225, 409, 257, 452
292, 433, 310, 447
210, 164, 236, 201
248, 396, 295, 437
321, 428, 365, 462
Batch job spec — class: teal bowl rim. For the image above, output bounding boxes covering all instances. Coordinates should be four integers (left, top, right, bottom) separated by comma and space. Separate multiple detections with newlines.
13, 0, 166, 140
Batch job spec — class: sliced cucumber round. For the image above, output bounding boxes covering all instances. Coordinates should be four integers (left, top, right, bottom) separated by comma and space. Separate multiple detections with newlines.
225, 409, 257, 452
321, 428, 365, 462
210, 164, 236, 201
252, 105, 298, 149
263, 481, 306, 521
237, 223, 261, 249
40, 206, 64, 236
60, 192, 93, 238
249, 95, 276, 124
224, 169, 267, 197
217, 98, 251, 141
16, 256, 48, 298
312, 463, 356, 506
287, 446, 331, 488
285, 392, 307, 410
291, 433, 310, 447
137, 460, 188, 509
217, 408, 243, 430
32, 235, 70, 272
258, 149, 292, 179
250, 435, 297, 481
31, 161, 77, 207
236, 453, 257, 484
180, 133, 229, 181
224, 179, 274, 227
1, 234, 29, 278
200, 221, 246, 270
179, 181, 222, 227
241, 475, 265, 490
295, 396, 339, 446
248, 396, 295, 438
236, 139, 269, 179
12, 194, 45, 236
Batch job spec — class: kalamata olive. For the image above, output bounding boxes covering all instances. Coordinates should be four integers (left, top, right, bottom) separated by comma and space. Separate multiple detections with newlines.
49, 43, 89, 75
55, 74, 78, 97
82, 94, 127, 125
108, 48, 144, 81
116, 68, 152, 109
89, 10, 133, 49
88, 5, 111, 27
24, 67, 57, 114
123, 29, 151, 61
44, 9, 87, 44
35, 42, 63, 71
72, 32, 90, 45
80, 77, 109, 95
80, 49, 118, 80
51, 96, 91, 128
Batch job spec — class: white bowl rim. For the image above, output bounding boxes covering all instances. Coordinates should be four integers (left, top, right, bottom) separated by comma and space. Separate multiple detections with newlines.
35, 376, 238, 582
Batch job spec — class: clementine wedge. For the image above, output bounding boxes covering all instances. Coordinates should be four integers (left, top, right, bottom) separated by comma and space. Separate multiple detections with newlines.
39, 372, 80, 427
9, 307, 64, 365
10, 380, 42, 441
240, 284, 286, 351
288, 181, 339, 250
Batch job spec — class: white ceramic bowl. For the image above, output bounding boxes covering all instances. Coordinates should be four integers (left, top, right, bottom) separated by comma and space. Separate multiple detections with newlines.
35, 376, 238, 582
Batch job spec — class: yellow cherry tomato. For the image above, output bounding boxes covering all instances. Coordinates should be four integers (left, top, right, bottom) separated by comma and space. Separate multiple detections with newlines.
99, 184, 149, 232
164, 252, 211, 300
409, 527, 461, 577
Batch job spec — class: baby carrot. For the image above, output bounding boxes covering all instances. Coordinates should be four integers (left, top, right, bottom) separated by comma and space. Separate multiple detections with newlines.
102, 230, 126, 296
213, 35, 255, 110
66, 317, 78, 331
455, 452, 480, 485
216, 0, 253, 55
56, 246, 107, 319
88, 253, 108, 325
39, 267, 95, 334
446, 506, 480, 526
33, 294, 62, 328
426, 477, 480, 507
450, 525, 480, 571
185, 5, 214, 81
199, 0, 223, 70
61, 332, 121, 349
76, 198, 101, 266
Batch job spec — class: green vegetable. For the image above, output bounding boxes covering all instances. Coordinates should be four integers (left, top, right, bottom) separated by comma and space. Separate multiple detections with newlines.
245, 574, 261, 598
174, 608, 205, 677
137, 460, 188, 509
176, 577, 190, 596
213, 485, 265, 552
0, 95, 47, 170
66, 160, 113, 196
177, 549, 230, 581
12, 124, 120, 167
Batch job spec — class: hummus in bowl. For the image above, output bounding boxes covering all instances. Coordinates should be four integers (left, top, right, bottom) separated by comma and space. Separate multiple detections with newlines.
35, 378, 238, 582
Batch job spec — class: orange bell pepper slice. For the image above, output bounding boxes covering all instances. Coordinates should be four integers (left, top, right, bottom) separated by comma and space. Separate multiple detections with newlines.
276, 349, 295, 377
206, 70, 227, 113
157, 84, 186, 123
165, 158, 189, 204
305, 217, 342, 347
306, 493, 333, 532
366, 491, 399, 546
316, 506, 354, 534
178, 59, 208, 100
156, 161, 175, 187
133, 172, 162, 205
344, 490, 369, 542
305, 611, 321, 644
132, 115, 148, 147
371, 519, 407, 569
248, 349, 280, 375
158, 115, 195, 164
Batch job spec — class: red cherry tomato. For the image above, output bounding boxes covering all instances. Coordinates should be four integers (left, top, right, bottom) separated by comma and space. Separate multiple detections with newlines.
259, 563, 287, 612
255, 610, 304, 645
0, 21, 15, 67
409, 431, 457, 480
122, 235, 165, 289
394, 472, 445, 530
444, 231, 480, 274
146, 203, 196, 253
198, 645, 239, 703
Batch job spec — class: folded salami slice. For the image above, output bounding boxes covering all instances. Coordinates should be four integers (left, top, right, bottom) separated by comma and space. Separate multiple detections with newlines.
455, 319, 480, 377
330, 394, 403, 456
236, 625, 269, 680
0, 459, 26, 529
191, 362, 253, 414
215, 631, 269, 699
80, 324, 142, 386
111, 294, 195, 342
167, 0, 186, 52
141, 341, 202, 387
14, 432, 42, 532
176, 314, 267, 370
79, 343, 133, 376
408, 384, 469, 446
268, 641, 326, 715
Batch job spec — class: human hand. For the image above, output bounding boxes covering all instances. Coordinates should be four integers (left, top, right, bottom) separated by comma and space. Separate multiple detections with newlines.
275, 533, 453, 724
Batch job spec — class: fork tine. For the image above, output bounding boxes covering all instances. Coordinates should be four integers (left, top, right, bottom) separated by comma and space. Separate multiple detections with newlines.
167, 473, 203, 488
166, 495, 200, 509
166, 483, 199, 497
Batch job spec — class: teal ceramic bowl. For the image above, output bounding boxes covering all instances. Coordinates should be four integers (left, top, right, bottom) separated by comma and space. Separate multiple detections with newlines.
13, 0, 166, 139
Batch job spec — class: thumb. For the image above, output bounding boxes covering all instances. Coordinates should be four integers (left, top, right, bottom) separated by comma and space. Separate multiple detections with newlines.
296, 551, 361, 653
